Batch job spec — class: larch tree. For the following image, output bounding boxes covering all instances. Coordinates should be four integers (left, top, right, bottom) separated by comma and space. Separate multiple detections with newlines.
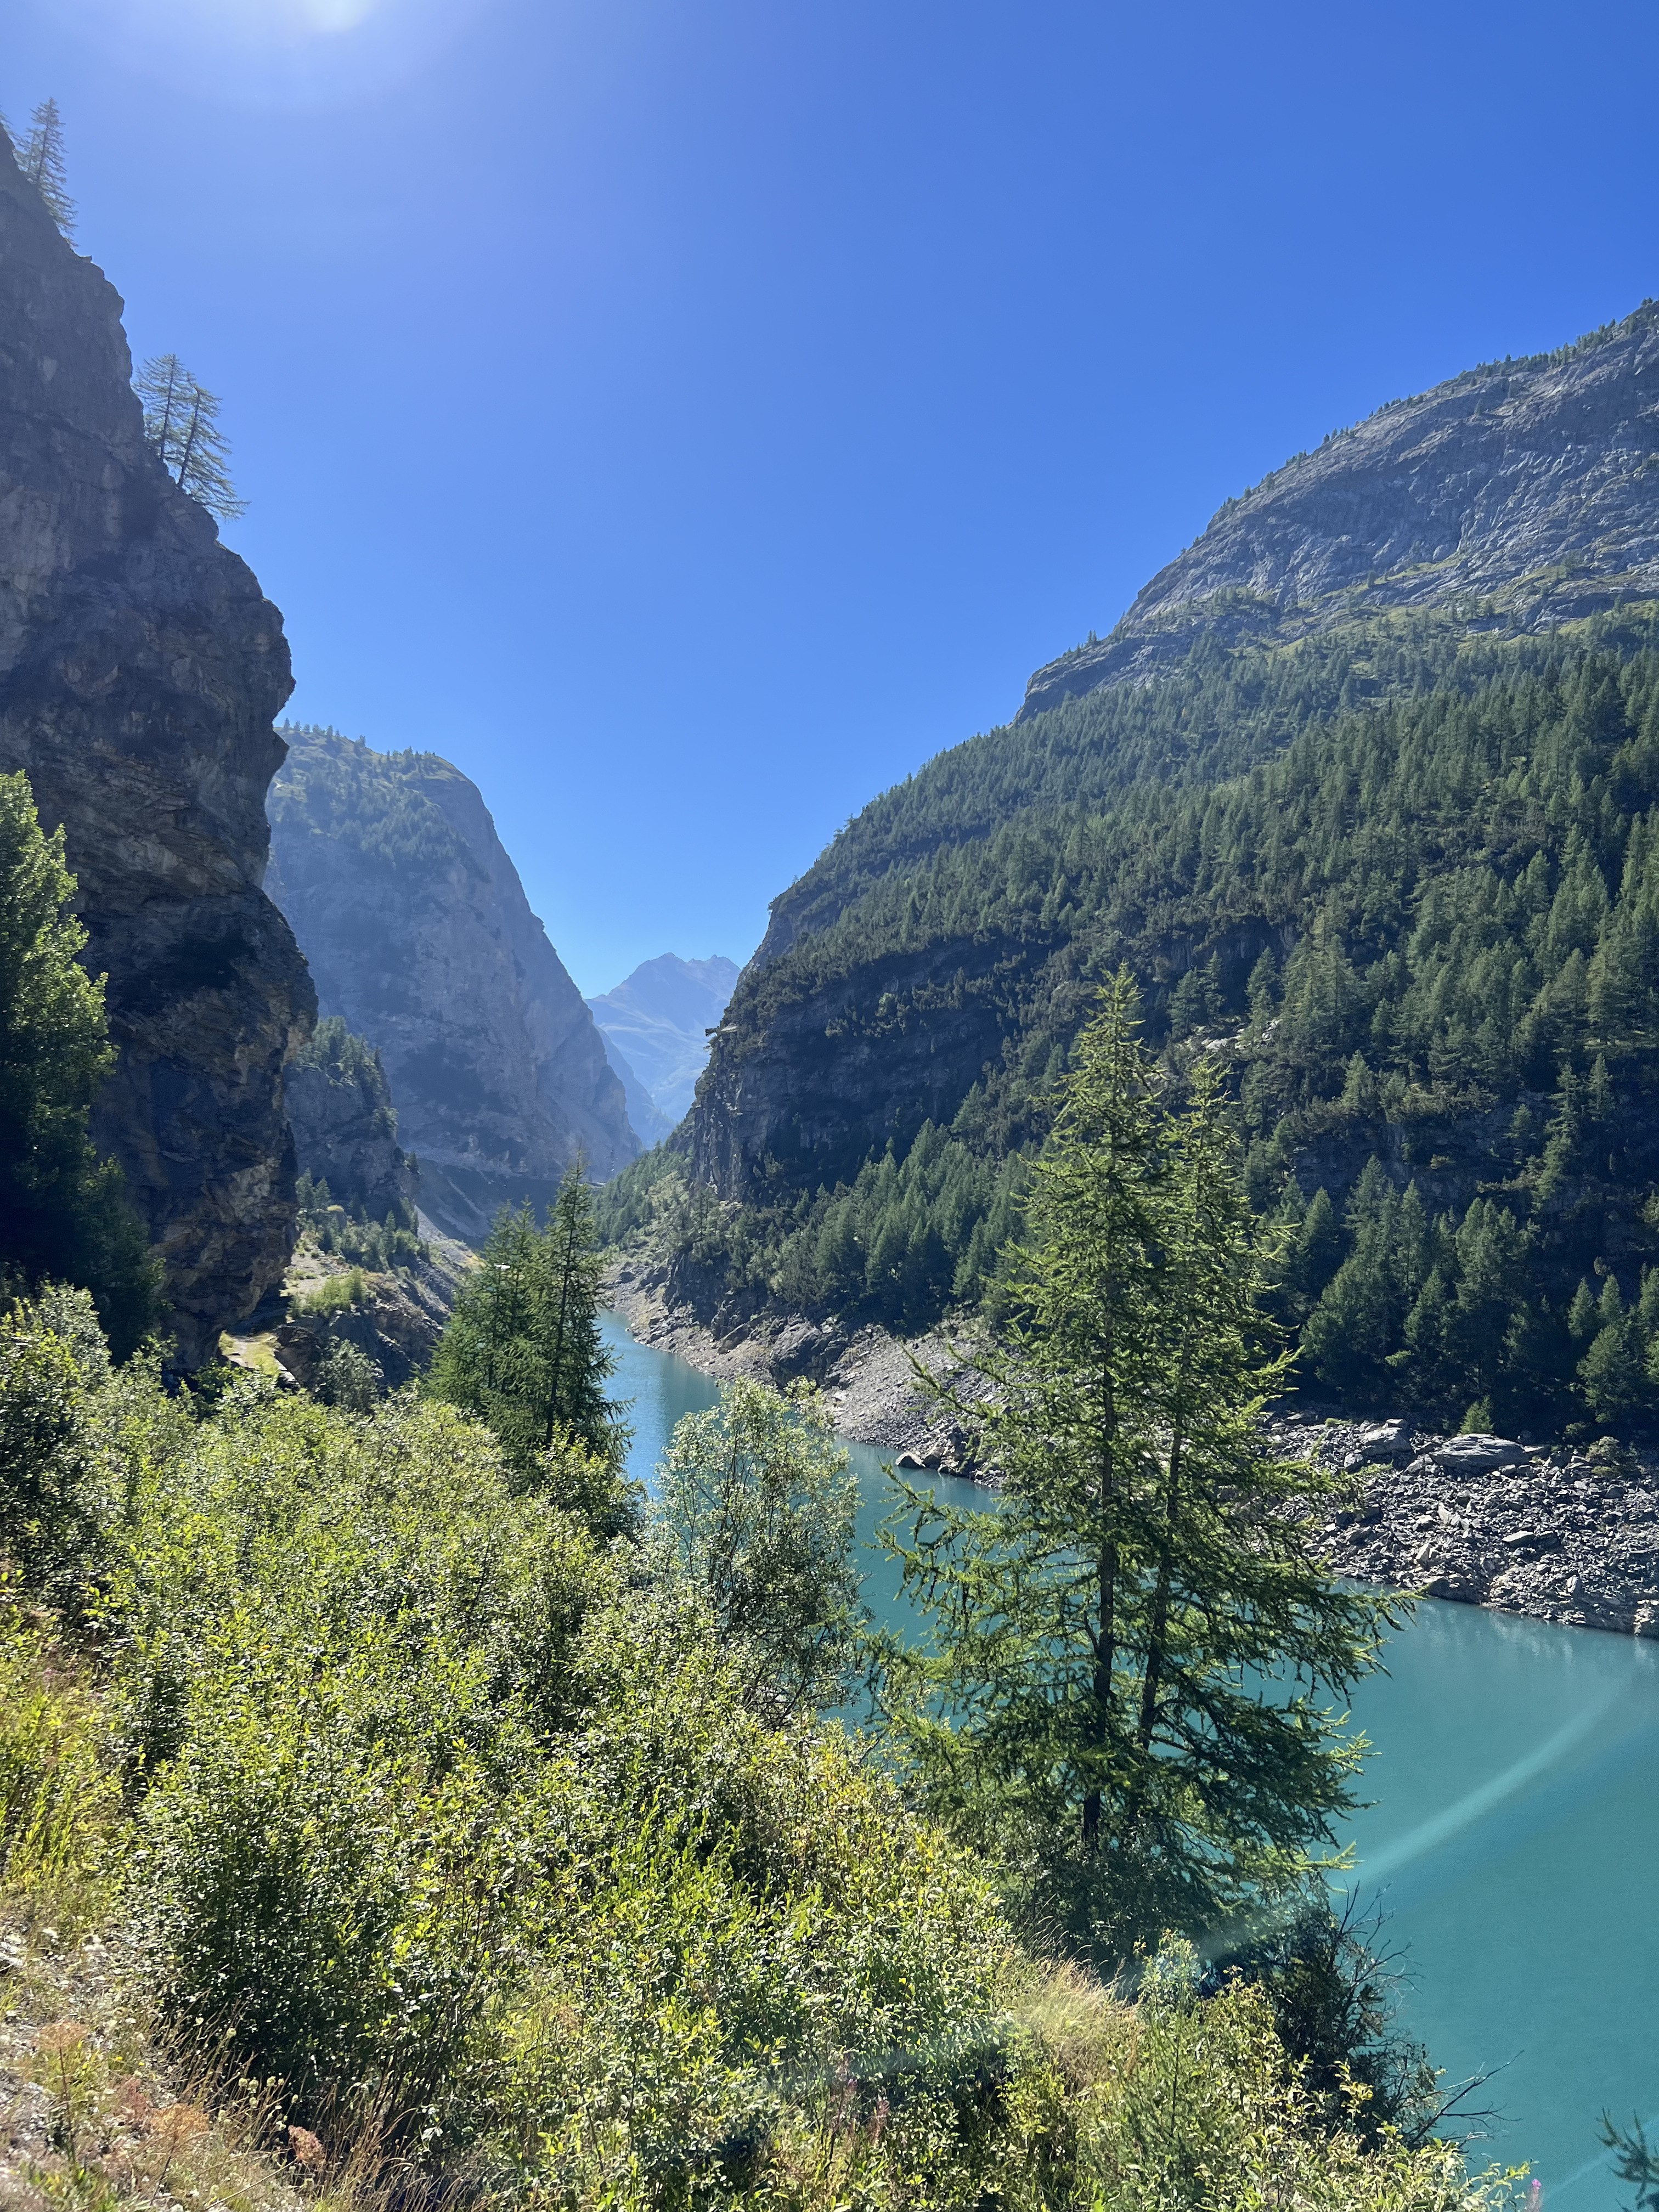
879, 974, 1399, 1963
134, 355, 247, 521
14, 99, 75, 236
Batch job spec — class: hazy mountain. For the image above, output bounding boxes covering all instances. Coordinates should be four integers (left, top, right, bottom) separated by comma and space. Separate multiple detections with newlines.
596, 1029, 675, 1146
268, 729, 637, 1242
586, 955, 740, 1125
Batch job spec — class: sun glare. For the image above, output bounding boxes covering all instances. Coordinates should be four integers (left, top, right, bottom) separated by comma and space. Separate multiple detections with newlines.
42, 0, 489, 105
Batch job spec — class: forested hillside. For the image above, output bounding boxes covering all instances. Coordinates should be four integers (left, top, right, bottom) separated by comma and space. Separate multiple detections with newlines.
610, 602, 1659, 1437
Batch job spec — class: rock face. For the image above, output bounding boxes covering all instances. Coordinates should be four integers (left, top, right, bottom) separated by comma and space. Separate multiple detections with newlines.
586, 954, 740, 1124
0, 134, 314, 1362
285, 1018, 417, 1224
1276, 1413, 1659, 1637
1022, 303, 1659, 716
267, 728, 637, 1242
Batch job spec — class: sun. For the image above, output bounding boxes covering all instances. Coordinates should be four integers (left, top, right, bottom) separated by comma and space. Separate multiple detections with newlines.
40, 0, 494, 106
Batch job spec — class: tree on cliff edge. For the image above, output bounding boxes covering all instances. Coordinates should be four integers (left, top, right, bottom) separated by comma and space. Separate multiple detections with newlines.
12, 99, 76, 237
136, 355, 247, 522
0, 773, 157, 1357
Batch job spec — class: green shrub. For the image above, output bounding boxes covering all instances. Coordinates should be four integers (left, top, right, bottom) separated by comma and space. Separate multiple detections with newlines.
294, 1267, 368, 1317
0, 1602, 115, 1894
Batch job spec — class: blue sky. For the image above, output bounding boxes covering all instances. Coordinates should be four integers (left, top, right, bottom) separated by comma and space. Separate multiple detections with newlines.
10, 0, 1659, 993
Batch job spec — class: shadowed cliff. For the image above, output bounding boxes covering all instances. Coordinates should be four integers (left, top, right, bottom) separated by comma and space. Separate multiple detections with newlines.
0, 130, 314, 1363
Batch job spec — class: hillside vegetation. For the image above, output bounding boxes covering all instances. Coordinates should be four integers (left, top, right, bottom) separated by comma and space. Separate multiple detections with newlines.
613, 605, 1659, 1438
0, 1286, 1513, 2211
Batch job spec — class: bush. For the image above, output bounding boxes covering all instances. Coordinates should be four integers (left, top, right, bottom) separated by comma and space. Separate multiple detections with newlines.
0, 1284, 108, 1594
0, 1601, 115, 1895
10, 1307, 1509, 2209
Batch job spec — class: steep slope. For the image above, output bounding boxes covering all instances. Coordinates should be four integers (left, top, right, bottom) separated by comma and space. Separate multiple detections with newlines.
286, 1017, 417, 1226
267, 727, 636, 1241
638, 300, 1659, 1439
1022, 300, 1659, 715
0, 129, 314, 1362
586, 953, 739, 1121
595, 1029, 674, 1145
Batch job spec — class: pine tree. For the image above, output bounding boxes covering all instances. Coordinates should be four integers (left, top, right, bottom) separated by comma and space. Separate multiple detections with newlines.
16, 99, 75, 237
538, 1156, 625, 1460
0, 772, 156, 1356
134, 356, 247, 521
880, 977, 1395, 1962
427, 1161, 628, 1491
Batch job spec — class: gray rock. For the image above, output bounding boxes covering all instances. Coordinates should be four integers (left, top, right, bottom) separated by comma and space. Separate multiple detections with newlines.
268, 730, 637, 1242
1429, 1434, 1528, 1475
0, 131, 314, 1361
1020, 303, 1659, 717
286, 1020, 416, 1223
1355, 1419, 1415, 1462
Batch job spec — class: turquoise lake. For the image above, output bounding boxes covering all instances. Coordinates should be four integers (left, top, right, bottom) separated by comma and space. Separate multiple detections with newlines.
602, 1311, 1659, 2206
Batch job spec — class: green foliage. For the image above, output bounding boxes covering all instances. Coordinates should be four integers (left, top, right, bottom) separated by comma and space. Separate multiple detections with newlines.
0, 1598, 114, 1893
271, 725, 487, 882
428, 1164, 627, 1480
292, 1265, 367, 1316
311, 1335, 381, 1410
669, 606, 1659, 1432
881, 981, 1396, 1963
134, 354, 245, 521
0, 772, 158, 1356
0, 1283, 110, 1595
650, 1377, 865, 1720
0, 1281, 1502, 2209
295, 1172, 424, 1272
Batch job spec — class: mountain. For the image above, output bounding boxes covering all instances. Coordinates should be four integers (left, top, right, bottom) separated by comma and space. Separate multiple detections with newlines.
267, 729, 636, 1242
0, 129, 314, 1363
614, 300, 1659, 1441
586, 953, 740, 1123
595, 1029, 674, 1146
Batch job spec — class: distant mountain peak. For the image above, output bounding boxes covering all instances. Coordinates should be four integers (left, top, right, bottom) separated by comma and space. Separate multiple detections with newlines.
586, 953, 741, 1126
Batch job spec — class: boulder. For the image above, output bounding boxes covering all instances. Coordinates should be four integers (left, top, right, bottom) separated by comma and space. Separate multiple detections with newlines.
1427, 1433, 1527, 1476
1355, 1418, 1415, 1461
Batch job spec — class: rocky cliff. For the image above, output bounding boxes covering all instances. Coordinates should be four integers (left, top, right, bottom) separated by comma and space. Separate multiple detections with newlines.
286, 1017, 417, 1224
267, 728, 636, 1242
0, 131, 314, 1362
1023, 302, 1659, 715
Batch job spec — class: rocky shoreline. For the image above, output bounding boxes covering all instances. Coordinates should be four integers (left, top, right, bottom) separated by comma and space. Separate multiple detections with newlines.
607, 1271, 1659, 1639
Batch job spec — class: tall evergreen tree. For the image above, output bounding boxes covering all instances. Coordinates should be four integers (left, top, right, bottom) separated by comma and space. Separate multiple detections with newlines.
15, 99, 75, 236
0, 773, 156, 1356
880, 977, 1395, 1961
427, 1160, 627, 1486
134, 356, 246, 521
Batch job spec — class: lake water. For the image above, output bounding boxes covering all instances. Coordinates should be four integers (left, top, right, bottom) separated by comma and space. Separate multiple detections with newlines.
602, 1310, 1659, 2205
